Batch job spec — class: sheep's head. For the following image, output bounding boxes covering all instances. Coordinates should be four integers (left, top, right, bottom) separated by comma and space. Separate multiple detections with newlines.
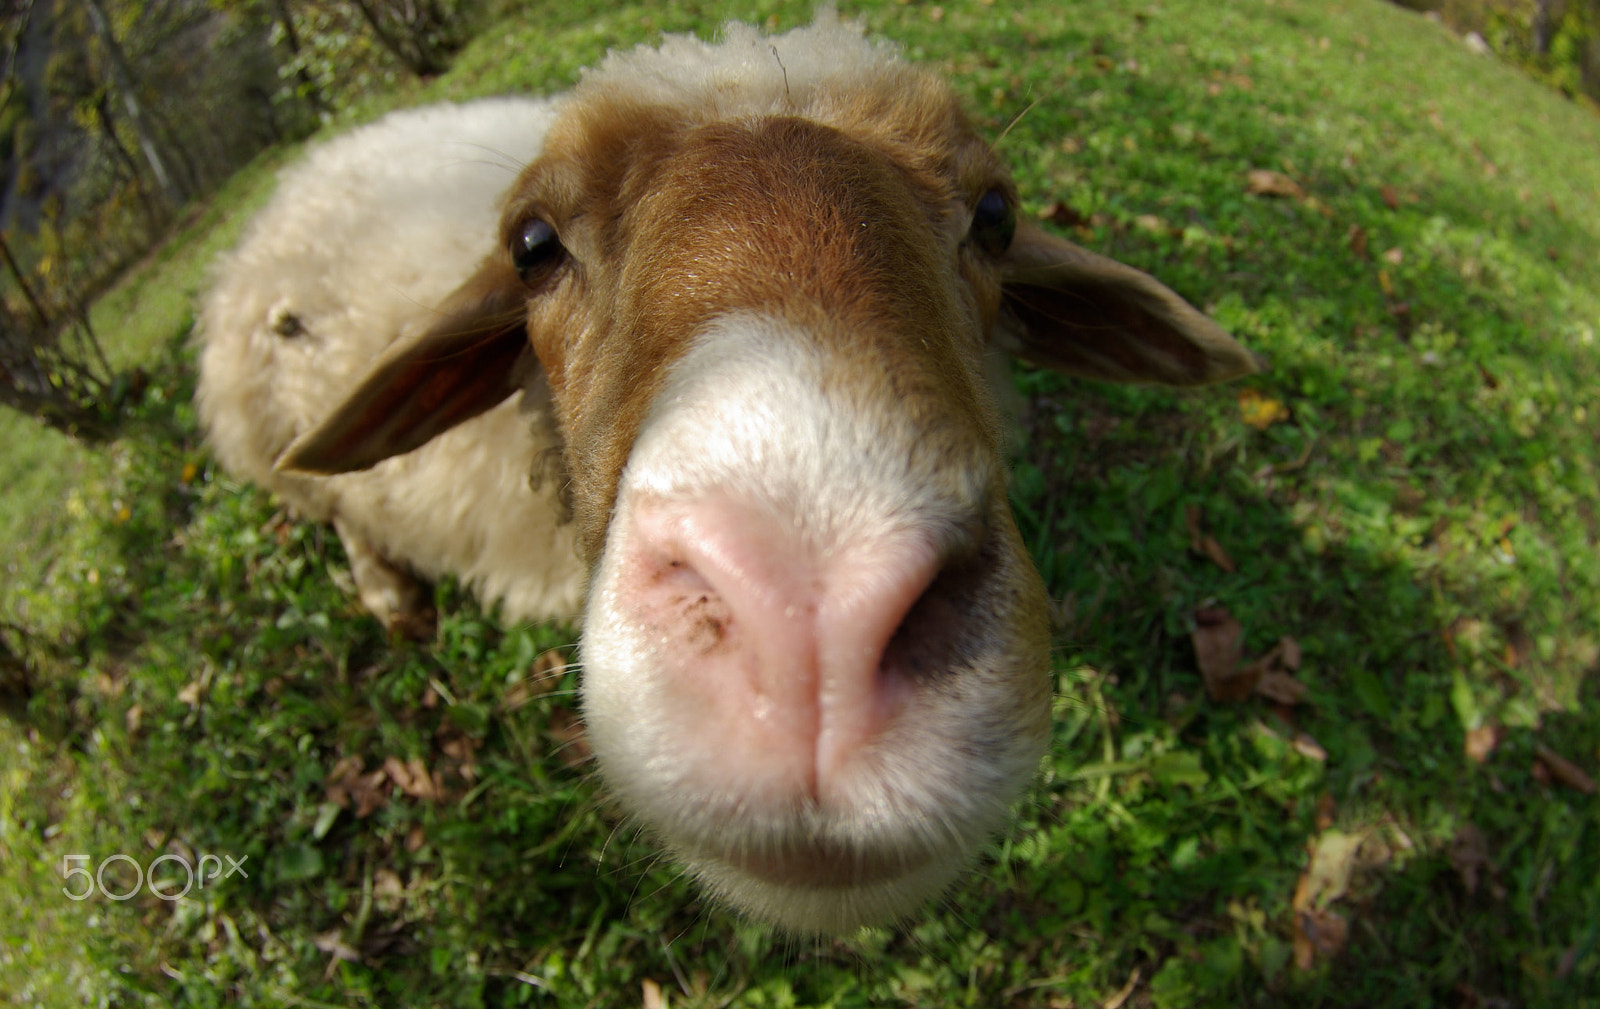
282, 19, 1257, 934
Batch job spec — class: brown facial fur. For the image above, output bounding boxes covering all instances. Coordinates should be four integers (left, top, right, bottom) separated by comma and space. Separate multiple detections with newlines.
501, 82, 1017, 562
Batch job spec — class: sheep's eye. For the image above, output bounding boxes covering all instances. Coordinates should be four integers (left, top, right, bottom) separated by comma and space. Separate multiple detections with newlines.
512, 218, 564, 284
969, 188, 1016, 256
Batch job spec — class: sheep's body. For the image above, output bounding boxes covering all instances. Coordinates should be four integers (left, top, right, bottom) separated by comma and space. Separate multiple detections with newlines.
197, 99, 585, 630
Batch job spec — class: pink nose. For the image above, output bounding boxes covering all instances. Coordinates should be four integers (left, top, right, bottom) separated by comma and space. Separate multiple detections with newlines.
622, 495, 946, 803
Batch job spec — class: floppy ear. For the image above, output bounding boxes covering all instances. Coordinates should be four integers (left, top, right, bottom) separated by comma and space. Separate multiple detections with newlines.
997, 222, 1262, 385
277, 258, 532, 475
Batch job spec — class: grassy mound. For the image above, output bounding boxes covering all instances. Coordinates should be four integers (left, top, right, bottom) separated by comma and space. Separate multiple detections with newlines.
3, 0, 1597, 1005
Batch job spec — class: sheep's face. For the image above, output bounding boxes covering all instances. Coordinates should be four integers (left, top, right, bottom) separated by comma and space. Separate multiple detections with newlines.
282, 25, 1257, 935
490, 90, 1052, 932
518, 97, 1052, 933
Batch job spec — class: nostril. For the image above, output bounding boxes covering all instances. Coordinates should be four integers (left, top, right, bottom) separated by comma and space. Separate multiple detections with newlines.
879, 543, 987, 686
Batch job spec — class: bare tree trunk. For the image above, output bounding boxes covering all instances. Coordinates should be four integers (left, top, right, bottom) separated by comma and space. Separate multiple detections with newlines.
348, 0, 448, 77
0, 232, 115, 441
93, 91, 162, 228
0, 230, 51, 330
273, 0, 329, 114
82, 0, 185, 207
1534, 0, 1565, 55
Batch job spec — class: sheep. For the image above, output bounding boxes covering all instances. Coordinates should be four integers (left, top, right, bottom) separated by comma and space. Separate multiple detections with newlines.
197, 15, 1259, 935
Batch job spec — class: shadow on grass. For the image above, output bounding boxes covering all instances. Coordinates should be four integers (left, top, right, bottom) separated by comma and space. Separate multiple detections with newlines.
1009, 364, 1597, 1006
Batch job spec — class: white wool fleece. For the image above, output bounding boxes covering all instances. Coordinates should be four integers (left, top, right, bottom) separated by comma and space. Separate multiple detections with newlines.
195, 98, 586, 623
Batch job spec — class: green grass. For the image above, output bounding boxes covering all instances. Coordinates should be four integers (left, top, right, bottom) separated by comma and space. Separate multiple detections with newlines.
4, 0, 1600, 1006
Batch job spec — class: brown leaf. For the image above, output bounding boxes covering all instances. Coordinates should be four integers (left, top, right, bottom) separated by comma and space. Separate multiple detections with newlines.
1448, 823, 1490, 895
1291, 732, 1328, 761
1184, 503, 1203, 550
1315, 792, 1336, 831
405, 823, 427, 853
1293, 907, 1349, 969
503, 649, 571, 711
1278, 636, 1303, 671
383, 756, 444, 802
1464, 724, 1502, 764
1347, 224, 1368, 258
1255, 670, 1310, 705
436, 726, 480, 785
548, 708, 594, 769
1192, 607, 1252, 701
1381, 184, 1400, 209
313, 929, 361, 964
1244, 636, 1309, 705
1247, 169, 1305, 199
1534, 744, 1597, 795
1200, 535, 1236, 573
1039, 200, 1089, 228
325, 756, 391, 817
373, 867, 405, 913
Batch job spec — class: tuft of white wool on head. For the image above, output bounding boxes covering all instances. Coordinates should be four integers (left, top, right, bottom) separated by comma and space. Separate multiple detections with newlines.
199, 15, 1260, 936
580, 13, 899, 118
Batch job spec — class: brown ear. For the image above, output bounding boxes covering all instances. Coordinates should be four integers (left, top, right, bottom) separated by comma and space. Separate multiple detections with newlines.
277, 258, 532, 475
998, 222, 1262, 386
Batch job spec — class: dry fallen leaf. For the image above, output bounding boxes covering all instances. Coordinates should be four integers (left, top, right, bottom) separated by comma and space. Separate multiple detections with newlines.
1295, 830, 1365, 912
1238, 387, 1289, 430
1291, 732, 1328, 762
1290, 829, 1359, 961
503, 649, 571, 711
314, 929, 361, 963
1192, 607, 1252, 702
325, 757, 390, 818
1243, 636, 1310, 706
1464, 724, 1502, 764
1381, 184, 1400, 209
1039, 200, 1089, 228
548, 708, 594, 769
1448, 822, 1490, 895
1293, 907, 1349, 970
1100, 967, 1141, 1009
1347, 224, 1369, 258
1255, 670, 1310, 705
1315, 792, 1336, 831
1200, 535, 1236, 573
1534, 744, 1597, 795
373, 867, 406, 913
1247, 168, 1305, 199
1184, 504, 1238, 572
383, 756, 445, 802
